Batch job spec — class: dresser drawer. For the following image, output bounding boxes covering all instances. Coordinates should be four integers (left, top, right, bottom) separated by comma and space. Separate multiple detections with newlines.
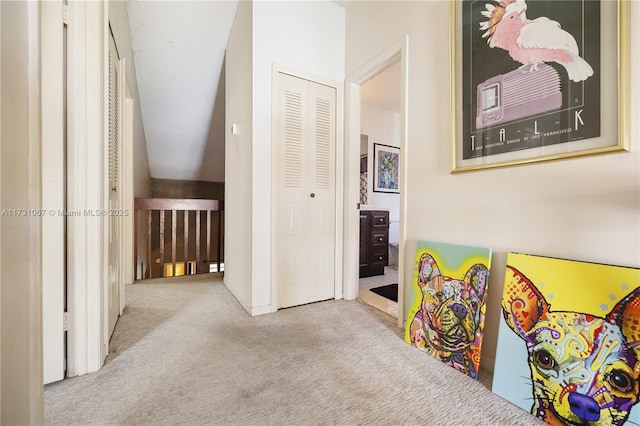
371, 231, 388, 246
372, 211, 389, 229
370, 248, 388, 268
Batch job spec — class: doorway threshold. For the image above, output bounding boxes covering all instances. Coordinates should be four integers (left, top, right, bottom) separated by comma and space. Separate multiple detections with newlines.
357, 266, 398, 318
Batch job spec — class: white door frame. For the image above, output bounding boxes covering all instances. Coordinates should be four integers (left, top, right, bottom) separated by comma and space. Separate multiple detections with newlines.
122, 80, 135, 303
41, 0, 66, 384
65, 1, 131, 375
270, 64, 345, 312
344, 37, 409, 329
65, 0, 110, 376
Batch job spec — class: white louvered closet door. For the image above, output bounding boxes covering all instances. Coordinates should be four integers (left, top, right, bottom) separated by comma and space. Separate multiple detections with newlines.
275, 73, 336, 309
107, 29, 121, 338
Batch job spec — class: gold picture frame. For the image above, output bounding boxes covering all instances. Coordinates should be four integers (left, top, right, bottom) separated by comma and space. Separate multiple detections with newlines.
451, 0, 630, 173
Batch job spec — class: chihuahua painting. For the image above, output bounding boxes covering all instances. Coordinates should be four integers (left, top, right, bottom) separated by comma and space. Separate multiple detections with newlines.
406, 247, 491, 379
501, 263, 640, 426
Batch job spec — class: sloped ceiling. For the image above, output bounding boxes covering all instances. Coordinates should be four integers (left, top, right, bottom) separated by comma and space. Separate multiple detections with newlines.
126, 0, 239, 182
361, 60, 401, 113
125, 1, 382, 183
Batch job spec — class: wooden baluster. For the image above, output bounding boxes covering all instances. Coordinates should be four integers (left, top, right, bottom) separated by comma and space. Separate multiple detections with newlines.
184, 210, 189, 274
195, 210, 201, 273
217, 210, 222, 273
134, 209, 138, 280
147, 210, 152, 279
134, 199, 224, 279
171, 209, 177, 277
160, 210, 165, 277
206, 210, 211, 272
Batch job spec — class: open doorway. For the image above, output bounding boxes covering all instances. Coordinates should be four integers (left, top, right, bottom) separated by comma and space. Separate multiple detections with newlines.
344, 36, 407, 329
356, 60, 401, 318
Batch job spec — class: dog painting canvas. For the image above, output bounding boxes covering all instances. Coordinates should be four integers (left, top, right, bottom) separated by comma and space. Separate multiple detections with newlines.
493, 253, 640, 426
404, 240, 492, 380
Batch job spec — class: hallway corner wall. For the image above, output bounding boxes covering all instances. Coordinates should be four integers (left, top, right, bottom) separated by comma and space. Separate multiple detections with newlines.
0, 1, 44, 423
224, 0, 254, 313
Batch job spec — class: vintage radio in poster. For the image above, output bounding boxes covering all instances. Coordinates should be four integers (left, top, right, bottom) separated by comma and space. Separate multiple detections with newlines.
461, 0, 601, 161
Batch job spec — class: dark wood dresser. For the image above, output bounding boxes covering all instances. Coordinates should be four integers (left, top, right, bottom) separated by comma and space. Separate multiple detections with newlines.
359, 210, 389, 278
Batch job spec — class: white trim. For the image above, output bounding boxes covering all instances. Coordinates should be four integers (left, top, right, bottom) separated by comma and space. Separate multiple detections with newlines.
0, 0, 3, 414
0, 1, 3, 411
41, 0, 65, 385
66, 0, 108, 376
251, 305, 272, 316
274, 64, 343, 93
342, 82, 360, 301
122, 81, 135, 304
344, 36, 409, 329
100, 1, 110, 358
335, 72, 345, 302
65, 0, 87, 376
270, 64, 344, 312
116, 51, 127, 318
270, 66, 279, 313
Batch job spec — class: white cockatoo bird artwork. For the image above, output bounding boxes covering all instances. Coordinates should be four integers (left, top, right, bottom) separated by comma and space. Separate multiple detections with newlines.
479, 0, 594, 82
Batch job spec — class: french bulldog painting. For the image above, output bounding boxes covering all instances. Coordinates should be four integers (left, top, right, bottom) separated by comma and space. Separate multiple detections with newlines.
406, 245, 491, 380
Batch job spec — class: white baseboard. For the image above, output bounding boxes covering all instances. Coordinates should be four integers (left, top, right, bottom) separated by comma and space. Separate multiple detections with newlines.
251, 304, 272, 316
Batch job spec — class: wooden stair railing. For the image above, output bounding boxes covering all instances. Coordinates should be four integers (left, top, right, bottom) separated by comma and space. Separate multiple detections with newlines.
134, 198, 224, 279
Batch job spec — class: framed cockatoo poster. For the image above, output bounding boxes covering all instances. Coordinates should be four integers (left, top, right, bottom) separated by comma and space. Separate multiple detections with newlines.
451, 0, 631, 172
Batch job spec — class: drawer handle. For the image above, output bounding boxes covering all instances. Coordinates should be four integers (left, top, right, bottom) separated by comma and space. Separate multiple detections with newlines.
378, 237, 383, 242
378, 256, 383, 260
378, 218, 384, 222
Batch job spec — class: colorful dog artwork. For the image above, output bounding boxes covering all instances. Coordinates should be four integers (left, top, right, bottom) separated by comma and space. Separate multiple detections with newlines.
404, 241, 492, 379
493, 253, 640, 426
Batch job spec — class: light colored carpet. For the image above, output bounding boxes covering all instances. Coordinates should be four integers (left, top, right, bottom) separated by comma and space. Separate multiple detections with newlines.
44, 274, 543, 426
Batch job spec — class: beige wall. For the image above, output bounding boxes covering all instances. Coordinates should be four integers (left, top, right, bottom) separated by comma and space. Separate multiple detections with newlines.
199, 64, 226, 183
346, 1, 640, 372
0, 1, 44, 424
224, 0, 254, 312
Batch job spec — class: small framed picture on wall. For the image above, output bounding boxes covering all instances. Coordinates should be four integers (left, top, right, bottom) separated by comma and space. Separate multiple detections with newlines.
373, 143, 399, 193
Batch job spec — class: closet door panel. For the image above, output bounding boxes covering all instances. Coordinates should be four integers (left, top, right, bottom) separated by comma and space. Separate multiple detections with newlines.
275, 73, 336, 308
